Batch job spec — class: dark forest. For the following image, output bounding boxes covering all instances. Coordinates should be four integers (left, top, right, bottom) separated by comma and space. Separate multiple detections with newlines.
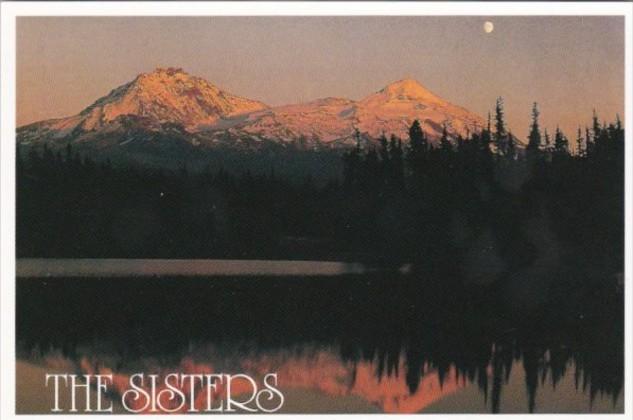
17, 100, 624, 284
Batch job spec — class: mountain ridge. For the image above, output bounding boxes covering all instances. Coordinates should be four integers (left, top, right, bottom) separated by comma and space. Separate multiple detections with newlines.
18, 68, 485, 151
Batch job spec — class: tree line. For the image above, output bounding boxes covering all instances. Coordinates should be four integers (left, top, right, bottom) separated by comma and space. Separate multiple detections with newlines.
17, 98, 624, 285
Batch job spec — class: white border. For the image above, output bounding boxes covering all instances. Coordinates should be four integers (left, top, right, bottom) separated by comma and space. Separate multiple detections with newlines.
1, 2, 632, 419
0, 1, 632, 16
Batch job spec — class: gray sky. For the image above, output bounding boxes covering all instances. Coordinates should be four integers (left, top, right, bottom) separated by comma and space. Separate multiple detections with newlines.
17, 16, 624, 137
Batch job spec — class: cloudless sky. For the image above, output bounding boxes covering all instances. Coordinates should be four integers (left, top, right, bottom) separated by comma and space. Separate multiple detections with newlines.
17, 16, 624, 138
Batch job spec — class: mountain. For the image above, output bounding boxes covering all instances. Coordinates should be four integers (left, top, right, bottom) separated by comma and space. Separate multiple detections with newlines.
356, 79, 484, 141
232, 78, 484, 146
17, 67, 268, 143
17, 68, 485, 156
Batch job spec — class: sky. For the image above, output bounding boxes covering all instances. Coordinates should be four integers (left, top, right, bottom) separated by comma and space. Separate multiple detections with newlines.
17, 16, 624, 138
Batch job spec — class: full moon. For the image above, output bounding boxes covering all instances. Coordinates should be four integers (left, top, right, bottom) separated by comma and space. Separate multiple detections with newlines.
484, 21, 494, 33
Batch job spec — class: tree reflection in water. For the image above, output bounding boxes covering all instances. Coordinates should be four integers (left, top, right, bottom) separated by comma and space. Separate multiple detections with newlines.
16, 271, 623, 413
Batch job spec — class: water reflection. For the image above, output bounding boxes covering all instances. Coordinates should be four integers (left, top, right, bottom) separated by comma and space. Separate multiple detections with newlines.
22, 343, 622, 414
244, 348, 467, 413
16, 273, 624, 413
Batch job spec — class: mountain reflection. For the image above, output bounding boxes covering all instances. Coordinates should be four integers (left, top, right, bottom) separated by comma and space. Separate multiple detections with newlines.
29, 340, 621, 414
16, 272, 623, 413
79, 349, 465, 413
244, 349, 466, 413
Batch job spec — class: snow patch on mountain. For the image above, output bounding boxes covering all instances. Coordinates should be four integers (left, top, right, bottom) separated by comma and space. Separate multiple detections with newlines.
17, 69, 485, 149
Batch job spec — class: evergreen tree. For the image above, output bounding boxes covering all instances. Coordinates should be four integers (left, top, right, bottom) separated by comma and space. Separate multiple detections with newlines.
364, 147, 380, 190
407, 120, 428, 179
592, 109, 601, 144
379, 133, 390, 163
439, 123, 452, 153
456, 134, 466, 154
494, 97, 508, 156
408, 119, 427, 157
480, 112, 493, 154
526, 102, 542, 156
554, 126, 569, 155
576, 127, 584, 157
389, 135, 405, 188
592, 111, 610, 157
585, 126, 594, 156
543, 128, 551, 152
507, 131, 516, 160
614, 114, 624, 145
343, 132, 362, 189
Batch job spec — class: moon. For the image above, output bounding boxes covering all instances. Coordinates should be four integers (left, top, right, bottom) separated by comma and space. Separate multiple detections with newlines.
483, 21, 494, 34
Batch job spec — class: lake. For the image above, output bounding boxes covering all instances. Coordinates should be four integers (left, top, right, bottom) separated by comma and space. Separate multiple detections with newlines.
15, 260, 623, 413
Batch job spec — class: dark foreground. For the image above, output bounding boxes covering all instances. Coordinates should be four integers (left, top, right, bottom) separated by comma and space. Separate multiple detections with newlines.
16, 271, 623, 413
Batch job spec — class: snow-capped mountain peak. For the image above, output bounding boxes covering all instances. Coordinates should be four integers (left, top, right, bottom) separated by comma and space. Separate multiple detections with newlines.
375, 78, 444, 103
18, 71, 484, 152
51, 67, 269, 133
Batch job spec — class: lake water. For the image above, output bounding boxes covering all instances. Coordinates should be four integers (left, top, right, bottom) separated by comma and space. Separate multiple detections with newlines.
15, 260, 623, 413
16, 258, 369, 277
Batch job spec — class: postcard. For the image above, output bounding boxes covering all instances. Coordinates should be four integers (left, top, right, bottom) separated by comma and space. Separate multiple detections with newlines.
0, 1, 631, 417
